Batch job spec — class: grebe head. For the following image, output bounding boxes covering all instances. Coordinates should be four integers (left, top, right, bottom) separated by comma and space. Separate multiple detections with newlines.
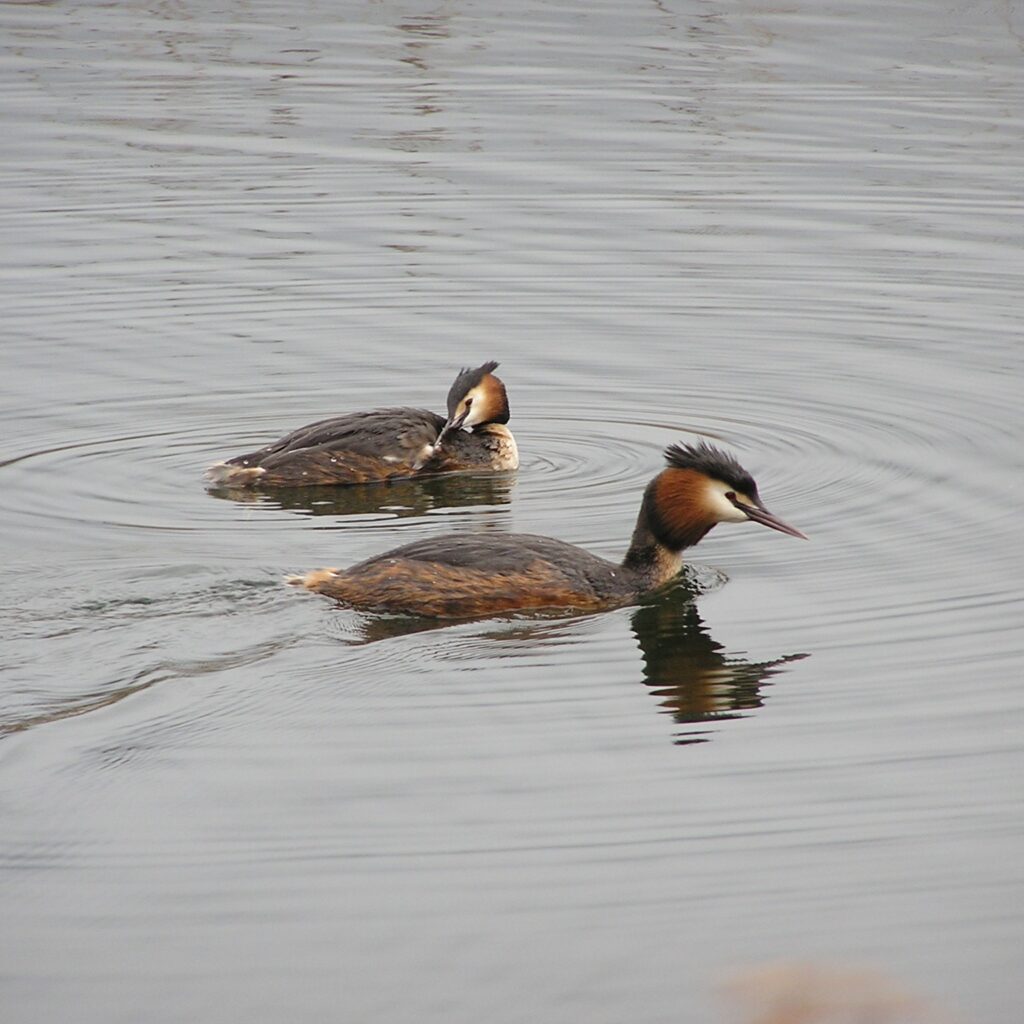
647, 441, 807, 550
436, 361, 510, 446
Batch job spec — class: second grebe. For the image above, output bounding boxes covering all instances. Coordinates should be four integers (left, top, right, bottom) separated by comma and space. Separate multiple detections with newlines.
287, 441, 806, 617
205, 361, 517, 488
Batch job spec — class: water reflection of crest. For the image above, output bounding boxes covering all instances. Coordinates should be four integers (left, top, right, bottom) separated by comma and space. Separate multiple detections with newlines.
339, 583, 807, 746
631, 588, 807, 745
207, 471, 515, 521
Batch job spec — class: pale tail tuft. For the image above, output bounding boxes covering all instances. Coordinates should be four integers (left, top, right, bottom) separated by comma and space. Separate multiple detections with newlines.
285, 568, 339, 591
205, 462, 267, 486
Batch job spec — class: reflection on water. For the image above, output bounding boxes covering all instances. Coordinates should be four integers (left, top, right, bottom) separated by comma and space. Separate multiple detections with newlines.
631, 588, 807, 745
0, 566, 801, 746
207, 469, 516, 520
332, 578, 805, 745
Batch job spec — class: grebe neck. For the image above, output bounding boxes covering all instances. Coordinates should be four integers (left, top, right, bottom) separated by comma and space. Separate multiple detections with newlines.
620, 474, 714, 592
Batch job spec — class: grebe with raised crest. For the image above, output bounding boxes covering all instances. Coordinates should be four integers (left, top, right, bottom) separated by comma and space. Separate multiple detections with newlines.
206, 361, 517, 488
287, 441, 805, 617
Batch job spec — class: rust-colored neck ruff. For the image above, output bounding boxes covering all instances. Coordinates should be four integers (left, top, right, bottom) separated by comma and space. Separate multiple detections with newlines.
621, 469, 715, 591
476, 374, 510, 425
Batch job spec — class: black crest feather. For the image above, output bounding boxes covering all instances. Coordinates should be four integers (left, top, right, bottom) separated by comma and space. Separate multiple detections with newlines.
446, 360, 504, 418
664, 440, 758, 497
447, 361, 500, 408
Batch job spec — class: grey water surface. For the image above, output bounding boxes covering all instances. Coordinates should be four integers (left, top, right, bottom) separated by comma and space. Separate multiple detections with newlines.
2, 2, 1023, 1022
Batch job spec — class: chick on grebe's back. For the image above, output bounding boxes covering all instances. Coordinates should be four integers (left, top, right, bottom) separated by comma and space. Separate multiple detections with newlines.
288, 441, 806, 618
206, 361, 517, 488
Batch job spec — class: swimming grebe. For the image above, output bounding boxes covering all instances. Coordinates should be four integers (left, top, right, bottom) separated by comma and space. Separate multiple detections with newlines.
287, 441, 806, 617
205, 361, 517, 488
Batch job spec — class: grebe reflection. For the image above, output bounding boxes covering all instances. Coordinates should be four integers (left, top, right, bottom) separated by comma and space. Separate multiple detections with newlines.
323, 584, 806, 745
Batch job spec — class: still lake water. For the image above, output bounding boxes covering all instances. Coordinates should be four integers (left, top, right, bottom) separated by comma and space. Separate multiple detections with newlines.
2, 2, 1023, 1021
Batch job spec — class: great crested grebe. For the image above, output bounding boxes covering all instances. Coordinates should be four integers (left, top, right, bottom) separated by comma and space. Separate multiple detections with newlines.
205, 361, 517, 488
287, 441, 806, 617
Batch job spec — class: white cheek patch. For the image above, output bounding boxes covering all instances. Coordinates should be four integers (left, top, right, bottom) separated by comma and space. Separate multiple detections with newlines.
463, 377, 505, 429
705, 479, 751, 524
461, 388, 487, 428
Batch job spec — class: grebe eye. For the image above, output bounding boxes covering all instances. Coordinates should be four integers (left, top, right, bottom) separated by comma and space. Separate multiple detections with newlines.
464, 397, 473, 408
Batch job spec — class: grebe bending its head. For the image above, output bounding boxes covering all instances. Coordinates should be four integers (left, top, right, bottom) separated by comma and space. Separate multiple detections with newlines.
205, 361, 517, 488
436, 362, 511, 447
288, 441, 806, 618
